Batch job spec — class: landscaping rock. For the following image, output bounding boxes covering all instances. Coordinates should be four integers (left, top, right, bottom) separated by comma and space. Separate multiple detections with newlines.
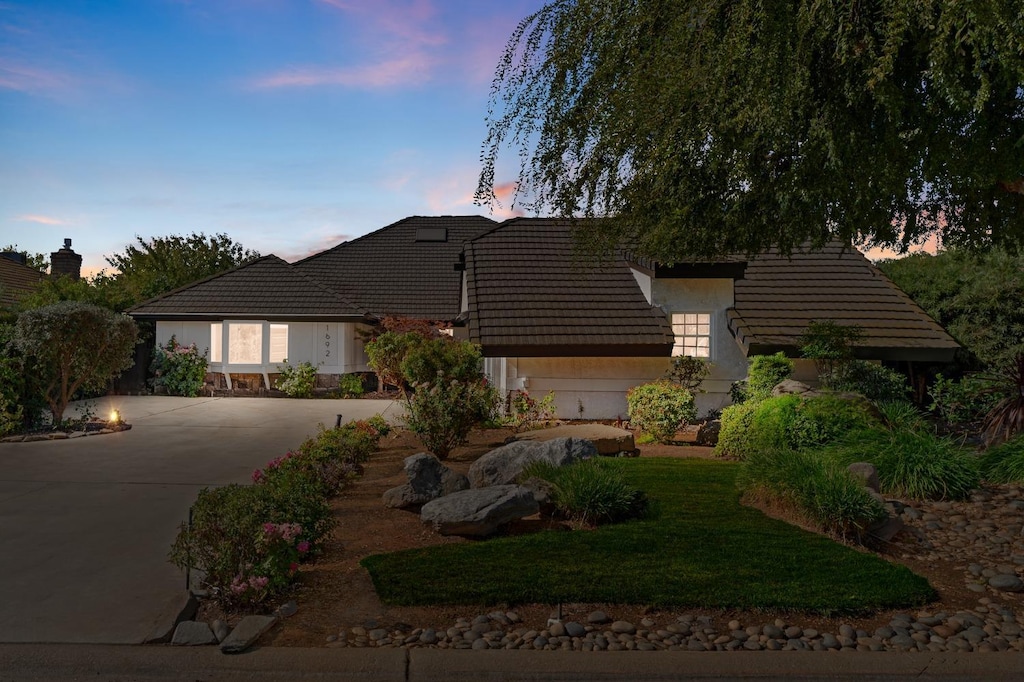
420, 485, 539, 537
211, 619, 230, 643
382, 453, 470, 509
771, 379, 813, 396
220, 615, 278, 654
514, 424, 636, 456
694, 420, 721, 447
171, 621, 217, 646
468, 437, 597, 488
848, 462, 881, 493
989, 574, 1024, 592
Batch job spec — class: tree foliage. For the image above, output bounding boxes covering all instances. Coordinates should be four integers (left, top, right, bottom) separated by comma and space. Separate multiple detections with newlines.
478, 1, 1024, 260
1, 245, 47, 271
878, 248, 1024, 369
12, 302, 138, 424
106, 233, 259, 304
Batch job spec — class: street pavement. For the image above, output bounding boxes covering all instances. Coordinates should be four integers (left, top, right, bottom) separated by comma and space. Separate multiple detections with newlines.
0, 396, 401, 644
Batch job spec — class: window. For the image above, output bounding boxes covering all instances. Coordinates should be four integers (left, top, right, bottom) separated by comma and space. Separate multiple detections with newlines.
228, 323, 262, 364
210, 323, 222, 363
671, 312, 711, 358
269, 324, 288, 363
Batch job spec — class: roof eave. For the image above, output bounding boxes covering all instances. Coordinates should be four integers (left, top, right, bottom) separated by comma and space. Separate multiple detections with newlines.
480, 342, 674, 358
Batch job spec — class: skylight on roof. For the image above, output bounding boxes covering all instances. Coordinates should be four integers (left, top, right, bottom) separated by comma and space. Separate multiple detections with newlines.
415, 227, 447, 242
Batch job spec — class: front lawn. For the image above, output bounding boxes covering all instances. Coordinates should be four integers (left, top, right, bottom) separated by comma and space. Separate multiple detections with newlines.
361, 458, 935, 614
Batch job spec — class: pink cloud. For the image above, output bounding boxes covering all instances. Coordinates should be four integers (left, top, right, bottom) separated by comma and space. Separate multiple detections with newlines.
252, 54, 435, 89
14, 213, 67, 226
278, 233, 352, 262
0, 60, 74, 94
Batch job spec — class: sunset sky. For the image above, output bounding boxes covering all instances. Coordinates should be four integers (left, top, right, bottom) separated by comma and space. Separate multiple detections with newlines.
0, 0, 546, 275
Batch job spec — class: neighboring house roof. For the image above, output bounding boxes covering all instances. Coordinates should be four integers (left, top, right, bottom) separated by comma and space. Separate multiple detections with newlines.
0, 256, 46, 308
728, 243, 960, 361
464, 218, 675, 357
294, 215, 497, 320
129, 255, 368, 321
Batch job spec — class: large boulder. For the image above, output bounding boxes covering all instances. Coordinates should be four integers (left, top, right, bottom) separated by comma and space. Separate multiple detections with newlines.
694, 419, 721, 447
420, 485, 539, 537
468, 437, 597, 488
514, 424, 636, 456
772, 379, 813, 396
383, 453, 469, 509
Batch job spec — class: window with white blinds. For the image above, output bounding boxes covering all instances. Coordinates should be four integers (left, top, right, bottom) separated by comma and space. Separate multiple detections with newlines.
269, 324, 288, 363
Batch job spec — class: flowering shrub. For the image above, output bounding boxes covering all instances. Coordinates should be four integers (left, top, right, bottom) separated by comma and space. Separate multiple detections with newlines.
626, 380, 697, 444
151, 335, 208, 397
506, 389, 557, 432
404, 379, 499, 459
171, 415, 390, 607
275, 360, 317, 398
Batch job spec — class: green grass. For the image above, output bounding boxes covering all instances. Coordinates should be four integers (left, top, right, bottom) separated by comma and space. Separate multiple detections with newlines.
361, 459, 935, 614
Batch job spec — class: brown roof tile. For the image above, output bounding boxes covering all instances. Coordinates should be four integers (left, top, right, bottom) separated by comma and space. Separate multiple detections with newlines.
0, 257, 46, 308
294, 216, 496, 320
129, 256, 366, 319
729, 243, 959, 361
465, 218, 675, 356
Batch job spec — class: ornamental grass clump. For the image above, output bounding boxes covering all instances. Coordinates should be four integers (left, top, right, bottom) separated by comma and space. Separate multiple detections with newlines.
738, 448, 886, 538
626, 380, 697, 443
822, 427, 979, 501
978, 436, 1024, 484
522, 459, 648, 527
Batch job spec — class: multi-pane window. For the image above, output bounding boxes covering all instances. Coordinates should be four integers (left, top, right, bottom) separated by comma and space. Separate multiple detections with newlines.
671, 312, 711, 358
269, 324, 288, 363
210, 323, 222, 362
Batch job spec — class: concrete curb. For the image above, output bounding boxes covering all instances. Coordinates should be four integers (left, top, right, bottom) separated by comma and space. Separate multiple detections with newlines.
1, 645, 1023, 682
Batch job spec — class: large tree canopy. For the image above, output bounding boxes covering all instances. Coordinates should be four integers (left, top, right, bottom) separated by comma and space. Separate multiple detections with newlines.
477, 0, 1024, 261
106, 232, 259, 304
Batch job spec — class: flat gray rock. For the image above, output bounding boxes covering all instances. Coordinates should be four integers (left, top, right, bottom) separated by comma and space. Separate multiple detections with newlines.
420, 485, 539, 537
989, 574, 1024, 592
171, 620, 217, 646
848, 462, 881, 493
220, 614, 278, 654
383, 453, 469, 509
514, 424, 635, 456
468, 437, 597, 488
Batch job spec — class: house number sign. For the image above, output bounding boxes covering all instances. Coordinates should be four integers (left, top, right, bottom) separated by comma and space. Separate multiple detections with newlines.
317, 323, 340, 366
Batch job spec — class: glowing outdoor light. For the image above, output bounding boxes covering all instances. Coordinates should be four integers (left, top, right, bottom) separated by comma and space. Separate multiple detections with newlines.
110, 409, 120, 424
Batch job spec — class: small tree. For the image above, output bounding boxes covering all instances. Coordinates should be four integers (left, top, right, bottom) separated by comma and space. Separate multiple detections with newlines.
665, 356, 711, 392
13, 301, 137, 424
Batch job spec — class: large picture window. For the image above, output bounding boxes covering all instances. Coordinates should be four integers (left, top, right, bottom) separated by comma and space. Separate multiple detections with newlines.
671, 312, 711, 358
228, 323, 262, 364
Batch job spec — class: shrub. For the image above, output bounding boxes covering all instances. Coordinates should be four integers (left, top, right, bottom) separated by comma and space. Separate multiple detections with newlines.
822, 428, 979, 500
275, 360, 317, 398
152, 335, 208, 397
337, 373, 365, 398
746, 352, 794, 401
982, 352, 1024, 446
822, 360, 909, 402
715, 394, 878, 459
12, 301, 137, 424
979, 436, 1024, 484
506, 389, 557, 431
928, 373, 997, 425
799, 320, 863, 378
404, 379, 499, 459
365, 331, 424, 392
626, 380, 697, 444
875, 400, 927, 432
400, 337, 483, 386
738, 448, 886, 537
665, 355, 711, 392
522, 459, 648, 526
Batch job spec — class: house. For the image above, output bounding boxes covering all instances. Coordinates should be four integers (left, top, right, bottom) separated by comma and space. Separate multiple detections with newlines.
129, 216, 958, 416
1, 239, 83, 310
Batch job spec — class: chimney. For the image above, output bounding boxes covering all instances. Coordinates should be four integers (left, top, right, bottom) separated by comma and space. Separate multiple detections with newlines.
51, 238, 82, 280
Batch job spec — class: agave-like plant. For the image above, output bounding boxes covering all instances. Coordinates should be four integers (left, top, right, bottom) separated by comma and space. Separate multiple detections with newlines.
983, 352, 1024, 446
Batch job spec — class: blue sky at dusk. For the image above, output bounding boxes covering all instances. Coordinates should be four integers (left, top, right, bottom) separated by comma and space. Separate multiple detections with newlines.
0, 0, 546, 275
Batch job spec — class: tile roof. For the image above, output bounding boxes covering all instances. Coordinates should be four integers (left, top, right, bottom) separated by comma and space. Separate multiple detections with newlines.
464, 218, 675, 356
0, 256, 46, 308
294, 216, 497, 320
729, 242, 959, 361
129, 255, 367, 320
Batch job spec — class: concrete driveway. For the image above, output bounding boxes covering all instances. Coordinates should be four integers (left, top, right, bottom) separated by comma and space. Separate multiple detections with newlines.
0, 396, 401, 644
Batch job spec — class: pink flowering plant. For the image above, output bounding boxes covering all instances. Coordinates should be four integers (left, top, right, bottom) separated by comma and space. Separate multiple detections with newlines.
171, 415, 391, 607
150, 335, 208, 397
